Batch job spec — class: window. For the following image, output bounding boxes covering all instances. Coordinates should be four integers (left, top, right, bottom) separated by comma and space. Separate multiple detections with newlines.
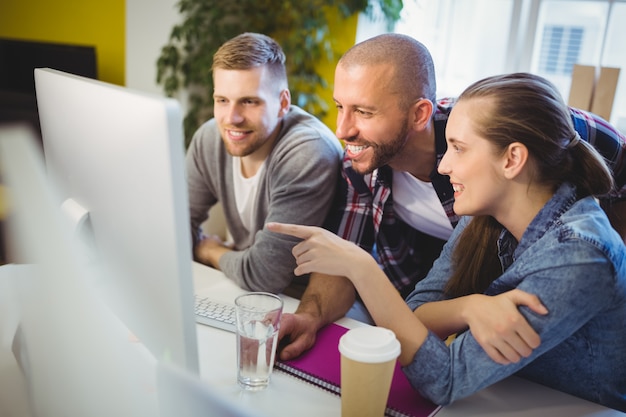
357, 0, 626, 133
539, 25, 584, 75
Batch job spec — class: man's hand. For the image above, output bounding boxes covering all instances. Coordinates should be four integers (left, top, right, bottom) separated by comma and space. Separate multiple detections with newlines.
462, 289, 548, 364
276, 272, 357, 361
194, 234, 234, 269
277, 312, 321, 361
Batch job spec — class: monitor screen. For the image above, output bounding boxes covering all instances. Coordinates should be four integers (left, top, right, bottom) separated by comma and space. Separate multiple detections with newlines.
34, 68, 199, 373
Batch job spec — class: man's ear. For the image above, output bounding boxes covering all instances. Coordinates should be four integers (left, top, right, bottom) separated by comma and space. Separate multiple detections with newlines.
410, 98, 434, 131
278, 89, 291, 117
503, 142, 528, 179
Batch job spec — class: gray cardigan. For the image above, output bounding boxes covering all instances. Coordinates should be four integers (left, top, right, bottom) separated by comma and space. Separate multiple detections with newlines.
186, 105, 342, 293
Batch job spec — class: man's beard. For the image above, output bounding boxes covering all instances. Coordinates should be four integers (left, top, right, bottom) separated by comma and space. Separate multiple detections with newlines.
350, 118, 410, 175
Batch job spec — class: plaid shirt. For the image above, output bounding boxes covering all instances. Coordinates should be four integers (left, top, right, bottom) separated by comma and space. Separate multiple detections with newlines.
325, 98, 626, 297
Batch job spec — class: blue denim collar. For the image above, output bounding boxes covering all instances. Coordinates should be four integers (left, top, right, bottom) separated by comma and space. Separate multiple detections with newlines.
498, 182, 577, 271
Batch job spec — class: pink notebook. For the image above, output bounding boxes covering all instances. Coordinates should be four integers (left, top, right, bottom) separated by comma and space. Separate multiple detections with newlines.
274, 323, 441, 417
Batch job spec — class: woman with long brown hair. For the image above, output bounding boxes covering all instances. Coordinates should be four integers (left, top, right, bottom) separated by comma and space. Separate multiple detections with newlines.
269, 73, 626, 411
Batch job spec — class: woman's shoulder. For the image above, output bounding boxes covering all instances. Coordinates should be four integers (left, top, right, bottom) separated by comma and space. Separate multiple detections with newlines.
562, 198, 617, 236
556, 197, 625, 263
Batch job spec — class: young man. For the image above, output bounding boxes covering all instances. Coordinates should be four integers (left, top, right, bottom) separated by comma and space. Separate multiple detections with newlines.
186, 33, 342, 294
277, 33, 626, 361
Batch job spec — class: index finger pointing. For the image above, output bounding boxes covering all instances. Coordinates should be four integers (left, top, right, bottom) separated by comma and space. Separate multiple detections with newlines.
266, 222, 316, 239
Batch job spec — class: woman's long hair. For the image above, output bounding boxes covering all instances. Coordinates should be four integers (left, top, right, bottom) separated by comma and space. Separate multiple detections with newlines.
444, 73, 614, 298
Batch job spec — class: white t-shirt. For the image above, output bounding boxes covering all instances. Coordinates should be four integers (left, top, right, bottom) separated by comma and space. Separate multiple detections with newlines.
392, 169, 453, 241
232, 156, 265, 233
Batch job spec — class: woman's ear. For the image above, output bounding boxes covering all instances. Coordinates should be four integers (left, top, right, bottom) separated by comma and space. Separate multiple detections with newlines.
503, 142, 528, 179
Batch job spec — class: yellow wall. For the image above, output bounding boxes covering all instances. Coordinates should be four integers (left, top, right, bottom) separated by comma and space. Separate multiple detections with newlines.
0, 0, 125, 86
317, 12, 358, 132
0, 0, 355, 129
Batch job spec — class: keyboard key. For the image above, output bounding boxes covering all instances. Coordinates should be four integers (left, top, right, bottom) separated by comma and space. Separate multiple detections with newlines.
194, 295, 236, 332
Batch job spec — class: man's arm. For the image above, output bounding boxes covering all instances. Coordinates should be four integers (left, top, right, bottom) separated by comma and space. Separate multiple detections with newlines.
276, 149, 374, 360
186, 122, 220, 250
193, 235, 233, 269
278, 272, 356, 361
218, 118, 343, 292
295, 273, 356, 324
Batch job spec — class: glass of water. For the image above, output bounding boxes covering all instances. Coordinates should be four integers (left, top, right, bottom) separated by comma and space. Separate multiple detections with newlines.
234, 292, 283, 390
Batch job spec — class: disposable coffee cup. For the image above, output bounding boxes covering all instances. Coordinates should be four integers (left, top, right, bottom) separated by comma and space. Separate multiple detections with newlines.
338, 326, 401, 417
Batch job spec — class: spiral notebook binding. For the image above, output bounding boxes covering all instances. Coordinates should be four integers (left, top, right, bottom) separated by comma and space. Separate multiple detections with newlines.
274, 361, 341, 395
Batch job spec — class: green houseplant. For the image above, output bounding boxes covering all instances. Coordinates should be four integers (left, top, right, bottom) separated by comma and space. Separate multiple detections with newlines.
156, 0, 403, 146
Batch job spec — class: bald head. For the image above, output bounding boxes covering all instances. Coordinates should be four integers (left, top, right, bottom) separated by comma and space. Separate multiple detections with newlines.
338, 34, 436, 109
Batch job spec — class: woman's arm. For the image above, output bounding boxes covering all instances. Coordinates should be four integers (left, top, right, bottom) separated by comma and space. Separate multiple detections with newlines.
403, 217, 547, 364
267, 222, 430, 365
268, 222, 547, 364
346, 258, 431, 366
268, 222, 616, 405
404, 246, 616, 405
414, 291, 546, 363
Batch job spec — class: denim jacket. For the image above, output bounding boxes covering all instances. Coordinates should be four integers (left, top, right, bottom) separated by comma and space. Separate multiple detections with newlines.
404, 182, 626, 411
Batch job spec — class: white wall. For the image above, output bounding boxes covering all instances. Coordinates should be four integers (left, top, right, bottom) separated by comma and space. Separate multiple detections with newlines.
126, 1, 227, 239
126, 0, 180, 95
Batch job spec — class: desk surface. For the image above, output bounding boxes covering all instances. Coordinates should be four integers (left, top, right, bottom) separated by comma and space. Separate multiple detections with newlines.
0, 263, 623, 417
192, 262, 625, 417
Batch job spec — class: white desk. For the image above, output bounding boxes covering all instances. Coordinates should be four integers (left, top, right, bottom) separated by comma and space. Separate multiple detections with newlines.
0, 262, 623, 417
192, 262, 626, 417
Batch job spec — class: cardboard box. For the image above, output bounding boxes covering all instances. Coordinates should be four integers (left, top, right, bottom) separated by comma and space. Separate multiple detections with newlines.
568, 64, 621, 121
590, 66, 620, 120
568, 64, 596, 111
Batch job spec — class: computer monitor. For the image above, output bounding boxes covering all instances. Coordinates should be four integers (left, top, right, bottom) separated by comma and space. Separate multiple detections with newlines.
0, 124, 157, 417
34, 68, 199, 373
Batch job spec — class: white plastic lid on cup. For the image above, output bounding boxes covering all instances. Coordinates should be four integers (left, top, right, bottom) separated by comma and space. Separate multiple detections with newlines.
339, 326, 401, 363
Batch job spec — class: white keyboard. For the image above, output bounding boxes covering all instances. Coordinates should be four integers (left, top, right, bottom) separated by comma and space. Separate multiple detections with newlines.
194, 295, 236, 332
